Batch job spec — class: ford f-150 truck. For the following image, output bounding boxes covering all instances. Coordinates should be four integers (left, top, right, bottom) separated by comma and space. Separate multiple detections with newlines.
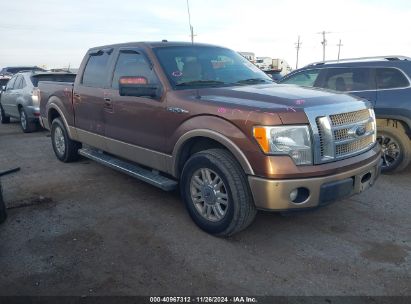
39, 41, 381, 236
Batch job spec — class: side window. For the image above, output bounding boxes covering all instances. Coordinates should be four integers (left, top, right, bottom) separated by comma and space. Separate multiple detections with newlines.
82, 51, 111, 87
14, 76, 25, 89
5, 76, 17, 90
280, 70, 320, 87
376, 68, 409, 89
322, 68, 373, 92
112, 51, 159, 89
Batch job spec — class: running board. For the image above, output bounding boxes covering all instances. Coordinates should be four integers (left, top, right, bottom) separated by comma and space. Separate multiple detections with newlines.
78, 147, 178, 191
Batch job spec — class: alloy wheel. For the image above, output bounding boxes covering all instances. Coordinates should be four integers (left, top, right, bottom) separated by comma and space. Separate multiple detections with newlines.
190, 168, 229, 222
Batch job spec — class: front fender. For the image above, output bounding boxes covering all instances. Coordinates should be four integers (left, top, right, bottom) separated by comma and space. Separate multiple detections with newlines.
169, 115, 260, 177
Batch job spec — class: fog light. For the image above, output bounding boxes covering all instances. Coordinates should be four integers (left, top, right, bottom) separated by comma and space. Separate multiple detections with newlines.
290, 189, 298, 201
289, 187, 310, 204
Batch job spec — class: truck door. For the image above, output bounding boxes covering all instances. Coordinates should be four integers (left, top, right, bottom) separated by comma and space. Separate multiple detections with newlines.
103, 48, 167, 153
73, 49, 114, 138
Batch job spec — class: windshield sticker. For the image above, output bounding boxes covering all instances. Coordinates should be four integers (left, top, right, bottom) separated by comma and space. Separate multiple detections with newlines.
172, 71, 183, 77
295, 99, 305, 105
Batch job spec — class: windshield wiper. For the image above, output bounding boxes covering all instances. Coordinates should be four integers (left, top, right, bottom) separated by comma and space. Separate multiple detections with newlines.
236, 78, 271, 84
175, 80, 227, 86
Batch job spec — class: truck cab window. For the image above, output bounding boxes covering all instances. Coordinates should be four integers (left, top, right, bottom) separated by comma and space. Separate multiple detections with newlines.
82, 51, 111, 87
112, 52, 159, 89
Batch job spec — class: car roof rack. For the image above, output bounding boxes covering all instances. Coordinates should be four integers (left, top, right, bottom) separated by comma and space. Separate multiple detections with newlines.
306, 55, 411, 67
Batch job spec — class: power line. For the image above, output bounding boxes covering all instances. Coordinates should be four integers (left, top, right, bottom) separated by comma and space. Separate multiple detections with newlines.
295, 35, 302, 69
337, 39, 344, 61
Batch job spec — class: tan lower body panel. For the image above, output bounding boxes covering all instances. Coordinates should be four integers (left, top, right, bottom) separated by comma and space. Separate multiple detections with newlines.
74, 128, 174, 175
248, 154, 381, 211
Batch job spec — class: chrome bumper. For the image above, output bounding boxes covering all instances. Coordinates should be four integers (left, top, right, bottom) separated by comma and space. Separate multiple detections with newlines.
248, 155, 382, 211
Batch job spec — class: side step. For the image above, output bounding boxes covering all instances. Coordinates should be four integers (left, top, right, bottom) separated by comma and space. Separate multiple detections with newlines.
78, 147, 178, 191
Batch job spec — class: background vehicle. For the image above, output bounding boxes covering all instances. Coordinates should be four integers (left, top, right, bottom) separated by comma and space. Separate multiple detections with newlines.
264, 70, 283, 82
0, 71, 76, 132
279, 56, 411, 173
0, 66, 46, 76
39, 41, 380, 236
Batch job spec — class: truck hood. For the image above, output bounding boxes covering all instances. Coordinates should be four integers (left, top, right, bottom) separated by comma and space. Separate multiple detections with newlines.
195, 83, 368, 112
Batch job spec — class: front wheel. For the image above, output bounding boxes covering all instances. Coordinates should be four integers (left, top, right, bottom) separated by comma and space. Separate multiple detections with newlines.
51, 118, 81, 162
180, 149, 257, 237
377, 124, 411, 173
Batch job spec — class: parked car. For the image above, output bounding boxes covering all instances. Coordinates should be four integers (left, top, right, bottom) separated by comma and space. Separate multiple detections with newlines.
264, 70, 283, 82
278, 56, 411, 173
39, 41, 381, 236
0, 66, 46, 77
0, 71, 76, 132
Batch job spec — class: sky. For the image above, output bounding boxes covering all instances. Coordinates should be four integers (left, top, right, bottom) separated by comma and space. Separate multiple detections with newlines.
0, 0, 410, 70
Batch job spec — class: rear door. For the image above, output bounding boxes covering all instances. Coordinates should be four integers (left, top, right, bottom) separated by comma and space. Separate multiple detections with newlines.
319, 67, 377, 106
374, 67, 411, 118
73, 48, 114, 137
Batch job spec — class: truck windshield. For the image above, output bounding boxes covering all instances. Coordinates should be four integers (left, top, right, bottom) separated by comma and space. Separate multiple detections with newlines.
153, 46, 272, 89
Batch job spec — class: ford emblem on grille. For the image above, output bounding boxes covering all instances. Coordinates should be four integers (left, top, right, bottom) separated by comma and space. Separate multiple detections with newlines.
355, 125, 366, 136
347, 125, 367, 137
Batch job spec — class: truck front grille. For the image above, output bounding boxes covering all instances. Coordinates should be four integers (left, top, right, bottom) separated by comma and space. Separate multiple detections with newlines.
315, 109, 376, 164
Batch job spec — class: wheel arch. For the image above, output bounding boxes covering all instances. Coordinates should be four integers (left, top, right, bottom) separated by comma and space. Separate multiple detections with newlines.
47, 103, 74, 139
172, 129, 254, 178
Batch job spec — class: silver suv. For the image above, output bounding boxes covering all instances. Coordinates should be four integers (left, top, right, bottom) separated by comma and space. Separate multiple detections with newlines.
0, 71, 76, 132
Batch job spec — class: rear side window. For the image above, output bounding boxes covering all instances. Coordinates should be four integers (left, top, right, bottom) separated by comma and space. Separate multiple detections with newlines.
5, 76, 16, 90
14, 76, 24, 89
322, 68, 373, 92
280, 70, 320, 87
111, 51, 159, 89
376, 68, 409, 89
82, 51, 111, 87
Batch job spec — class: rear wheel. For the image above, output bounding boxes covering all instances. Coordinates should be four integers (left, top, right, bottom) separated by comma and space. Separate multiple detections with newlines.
377, 123, 411, 173
51, 118, 81, 162
180, 149, 257, 237
0, 104, 10, 124
19, 107, 37, 133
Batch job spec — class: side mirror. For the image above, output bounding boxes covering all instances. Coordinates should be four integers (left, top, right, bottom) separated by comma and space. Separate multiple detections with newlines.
1, 86, 5, 91
119, 76, 159, 98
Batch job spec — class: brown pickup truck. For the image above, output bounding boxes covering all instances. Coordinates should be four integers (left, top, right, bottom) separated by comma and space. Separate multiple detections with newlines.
39, 41, 381, 236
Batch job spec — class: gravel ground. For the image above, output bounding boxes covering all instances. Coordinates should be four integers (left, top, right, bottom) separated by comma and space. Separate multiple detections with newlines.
0, 122, 410, 296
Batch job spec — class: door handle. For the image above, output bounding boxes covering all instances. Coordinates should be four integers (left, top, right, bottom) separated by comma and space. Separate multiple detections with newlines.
73, 93, 81, 98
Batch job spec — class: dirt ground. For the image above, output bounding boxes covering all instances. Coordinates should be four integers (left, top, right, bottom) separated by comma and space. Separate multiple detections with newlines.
0, 122, 410, 296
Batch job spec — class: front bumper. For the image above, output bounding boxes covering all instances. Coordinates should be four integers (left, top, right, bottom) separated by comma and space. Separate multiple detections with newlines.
248, 154, 382, 211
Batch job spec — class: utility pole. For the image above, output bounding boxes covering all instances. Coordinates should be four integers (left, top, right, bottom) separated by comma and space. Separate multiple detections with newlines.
337, 39, 343, 61
186, 0, 195, 43
295, 35, 302, 69
317, 30, 331, 61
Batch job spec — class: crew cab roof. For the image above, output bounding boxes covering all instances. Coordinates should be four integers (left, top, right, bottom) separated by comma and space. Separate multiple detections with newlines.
88, 41, 225, 52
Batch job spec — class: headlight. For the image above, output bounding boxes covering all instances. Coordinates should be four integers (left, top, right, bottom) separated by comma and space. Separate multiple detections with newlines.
253, 125, 313, 165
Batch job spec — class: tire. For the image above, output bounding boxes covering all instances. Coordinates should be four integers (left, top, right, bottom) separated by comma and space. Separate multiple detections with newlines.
377, 122, 411, 173
0, 104, 10, 124
19, 107, 37, 133
51, 118, 81, 162
180, 148, 257, 237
